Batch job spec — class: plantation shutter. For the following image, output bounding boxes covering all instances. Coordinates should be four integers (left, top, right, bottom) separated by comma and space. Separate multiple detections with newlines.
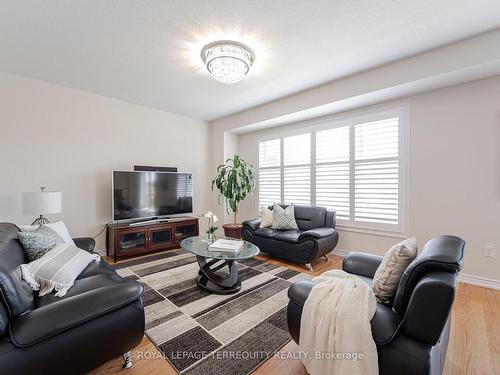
256, 110, 403, 232
315, 126, 350, 220
258, 139, 281, 207
283, 133, 311, 205
354, 118, 399, 224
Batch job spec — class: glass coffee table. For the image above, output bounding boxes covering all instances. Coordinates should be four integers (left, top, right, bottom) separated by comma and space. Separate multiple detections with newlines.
180, 236, 260, 294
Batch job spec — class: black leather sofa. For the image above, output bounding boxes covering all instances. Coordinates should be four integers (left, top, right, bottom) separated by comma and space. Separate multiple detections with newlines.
287, 235, 465, 375
0, 223, 145, 375
242, 205, 339, 270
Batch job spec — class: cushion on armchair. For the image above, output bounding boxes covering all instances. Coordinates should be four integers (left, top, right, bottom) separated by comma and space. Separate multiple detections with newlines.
372, 237, 418, 303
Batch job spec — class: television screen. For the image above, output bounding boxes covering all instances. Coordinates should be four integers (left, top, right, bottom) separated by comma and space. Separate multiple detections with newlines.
112, 170, 193, 221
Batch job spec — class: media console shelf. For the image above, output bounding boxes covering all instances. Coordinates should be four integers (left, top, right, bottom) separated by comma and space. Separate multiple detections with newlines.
106, 217, 199, 261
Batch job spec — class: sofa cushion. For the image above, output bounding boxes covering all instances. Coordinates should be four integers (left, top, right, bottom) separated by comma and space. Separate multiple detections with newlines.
273, 230, 303, 243
36, 274, 125, 308
294, 205, 327, 230
0, 223, 34, 318
254, 228, 279, 240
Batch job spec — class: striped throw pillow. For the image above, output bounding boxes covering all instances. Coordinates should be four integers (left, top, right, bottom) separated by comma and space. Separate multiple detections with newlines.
20, 244, 101, 297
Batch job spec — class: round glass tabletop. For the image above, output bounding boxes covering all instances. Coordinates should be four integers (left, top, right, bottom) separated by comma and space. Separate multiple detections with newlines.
180, 235, 260, 260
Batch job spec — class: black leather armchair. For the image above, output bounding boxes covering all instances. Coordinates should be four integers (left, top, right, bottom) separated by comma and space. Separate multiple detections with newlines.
0, 223, 145, 375
242, 205, 339, 270
287, 235, 465, 375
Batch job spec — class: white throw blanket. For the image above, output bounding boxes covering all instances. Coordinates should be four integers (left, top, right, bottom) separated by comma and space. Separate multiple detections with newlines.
21, 244, 101, 297
299, 269, 378, 375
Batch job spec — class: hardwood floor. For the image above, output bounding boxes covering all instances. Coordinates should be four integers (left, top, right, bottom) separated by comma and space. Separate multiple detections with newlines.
90, 253, 500, 375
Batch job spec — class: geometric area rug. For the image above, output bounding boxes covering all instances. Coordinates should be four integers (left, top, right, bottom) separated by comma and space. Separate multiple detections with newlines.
112, 249, 312, 374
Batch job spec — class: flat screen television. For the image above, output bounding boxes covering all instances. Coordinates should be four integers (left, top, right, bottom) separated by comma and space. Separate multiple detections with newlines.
112, 170, 193, 221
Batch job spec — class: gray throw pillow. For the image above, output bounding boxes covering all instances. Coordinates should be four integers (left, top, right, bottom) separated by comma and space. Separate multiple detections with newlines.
18, 225, 65, 262
272, 204, 299, 230
372, 237, 418, 303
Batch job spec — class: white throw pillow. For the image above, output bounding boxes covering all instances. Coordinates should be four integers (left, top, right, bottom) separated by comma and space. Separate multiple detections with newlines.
20, 221, 76, 246
372, 237, 418, 303
20, 244, 101, 297
272, 204, 299, 230
259, 206, 274, 228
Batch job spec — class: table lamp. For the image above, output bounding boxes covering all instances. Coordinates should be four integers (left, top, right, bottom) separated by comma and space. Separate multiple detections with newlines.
23, 187, 62, 225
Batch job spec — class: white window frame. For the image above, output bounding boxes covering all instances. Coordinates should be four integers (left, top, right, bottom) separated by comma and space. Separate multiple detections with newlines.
255, 103, 410, 238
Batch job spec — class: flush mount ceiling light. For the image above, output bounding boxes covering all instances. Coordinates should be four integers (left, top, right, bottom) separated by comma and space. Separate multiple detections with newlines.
200, 40, 255, 84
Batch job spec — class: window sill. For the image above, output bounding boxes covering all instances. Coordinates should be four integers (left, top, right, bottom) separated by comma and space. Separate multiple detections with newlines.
335, 224, 408, 239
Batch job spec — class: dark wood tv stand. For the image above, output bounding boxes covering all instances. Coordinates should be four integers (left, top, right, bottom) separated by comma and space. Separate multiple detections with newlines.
106, 217, 199, 262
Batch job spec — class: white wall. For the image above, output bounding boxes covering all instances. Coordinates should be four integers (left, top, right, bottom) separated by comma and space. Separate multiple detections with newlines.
237, 76, 500, 282
0, 72, 211, 250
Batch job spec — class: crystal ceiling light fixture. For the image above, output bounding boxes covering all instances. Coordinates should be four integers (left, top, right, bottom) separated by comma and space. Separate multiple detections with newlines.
200, 40, 255, 84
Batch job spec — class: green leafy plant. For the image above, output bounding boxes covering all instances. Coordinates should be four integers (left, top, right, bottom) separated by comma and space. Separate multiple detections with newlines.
211, 155, 256, 224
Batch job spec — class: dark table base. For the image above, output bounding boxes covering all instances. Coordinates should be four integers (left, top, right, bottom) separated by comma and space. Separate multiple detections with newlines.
196, 255, 241, 294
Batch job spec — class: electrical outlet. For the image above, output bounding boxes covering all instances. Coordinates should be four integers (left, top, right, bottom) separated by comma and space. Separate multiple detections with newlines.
484, 245, 495, 258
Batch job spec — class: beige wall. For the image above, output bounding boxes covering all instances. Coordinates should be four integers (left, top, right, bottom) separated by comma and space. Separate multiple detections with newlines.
236, 76, 500, 282
0, 72, 211, 250
1, 70, 499, 282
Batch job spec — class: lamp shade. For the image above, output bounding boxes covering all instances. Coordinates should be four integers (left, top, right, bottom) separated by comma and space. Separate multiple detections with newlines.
23, 191, 62, 215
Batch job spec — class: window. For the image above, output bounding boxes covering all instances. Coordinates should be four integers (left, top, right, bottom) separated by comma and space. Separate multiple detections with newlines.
257, 107, 407, 234
258, 139, 281, 208
316, 126, 350, 220
354, 118, 399, 225
283, 134, 311, 205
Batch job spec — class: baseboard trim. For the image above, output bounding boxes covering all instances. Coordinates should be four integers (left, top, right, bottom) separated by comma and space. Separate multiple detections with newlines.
458, 273, 500, 291
332, 249, 349, 257
332, 249, 500, 291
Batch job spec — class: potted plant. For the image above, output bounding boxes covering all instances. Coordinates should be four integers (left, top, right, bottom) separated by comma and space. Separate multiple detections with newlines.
201, 211, 218, 241
211, 155, 255, 238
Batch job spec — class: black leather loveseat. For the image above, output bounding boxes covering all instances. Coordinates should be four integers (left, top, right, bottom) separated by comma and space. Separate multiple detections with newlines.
287, 235, 465, 375
0, 223, 145, 375
242, 205, 339, 270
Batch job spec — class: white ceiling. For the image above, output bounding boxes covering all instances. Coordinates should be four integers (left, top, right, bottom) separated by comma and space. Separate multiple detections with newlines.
1, 1, 500, 121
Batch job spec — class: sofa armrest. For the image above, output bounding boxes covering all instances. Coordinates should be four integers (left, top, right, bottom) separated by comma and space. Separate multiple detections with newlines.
342, 252, 383, 279
288, 279, 317, 308
242, 219, 261, 231
371, 303, 403, 345
298, 227, 335, 240
10, 281, 143, 348
73, 237, 96, 252
401, 272, 455, 346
